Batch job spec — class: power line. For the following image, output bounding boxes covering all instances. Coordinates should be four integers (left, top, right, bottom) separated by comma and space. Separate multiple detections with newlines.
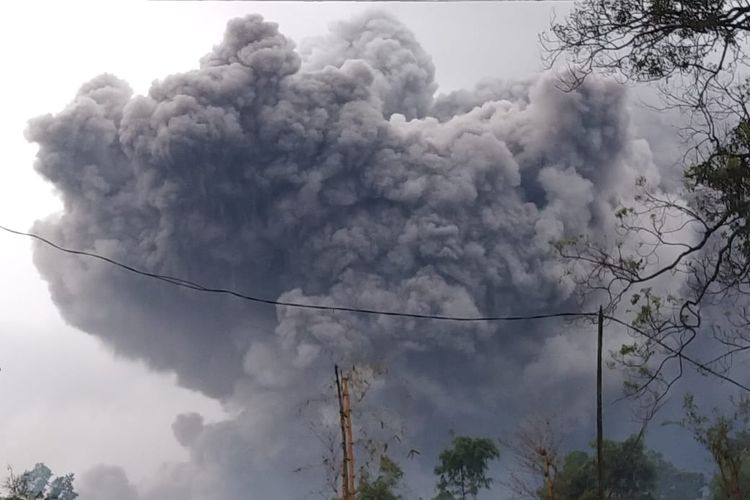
3, 223, 749, 393
0, 224, 596, 322
604, 315, 750, 393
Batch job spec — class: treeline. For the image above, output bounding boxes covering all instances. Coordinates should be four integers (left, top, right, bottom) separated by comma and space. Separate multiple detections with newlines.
1, 463, 76, 500
4, 394, 750, 500
356, 434, 704, 500
352, 394, 750, 500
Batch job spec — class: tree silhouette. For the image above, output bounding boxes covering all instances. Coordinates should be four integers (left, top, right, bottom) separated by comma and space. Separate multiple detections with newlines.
434, 436, 500, 500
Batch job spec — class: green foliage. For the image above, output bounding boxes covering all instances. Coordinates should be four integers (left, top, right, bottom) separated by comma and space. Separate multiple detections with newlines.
687, 118, 750, 230
547, 0, 750, 85
554, 436, 657, 500
554, 450, 592, 500
434, 436, 500, 500
358, 455, 404, 500
432, 492, 455, 500
709, 460, 750, 500
648, 451, 706, 500
2, 464, 77, 500
680, 394, 750, 500
546, 0, 750, 424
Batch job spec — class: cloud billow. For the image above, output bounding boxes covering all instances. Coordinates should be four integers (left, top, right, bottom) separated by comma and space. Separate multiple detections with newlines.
27, 11, 663, 499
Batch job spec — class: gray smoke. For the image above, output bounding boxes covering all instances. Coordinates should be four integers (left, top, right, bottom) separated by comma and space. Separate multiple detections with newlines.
27, 11, 671, 499
78, 466, 138, 500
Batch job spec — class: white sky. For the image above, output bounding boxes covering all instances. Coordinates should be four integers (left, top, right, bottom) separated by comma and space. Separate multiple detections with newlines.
0, 0, 570, 487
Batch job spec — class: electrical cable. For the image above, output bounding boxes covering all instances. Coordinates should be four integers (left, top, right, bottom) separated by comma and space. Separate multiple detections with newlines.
3, 223, 749, 393
604, 315, 750, 393
0, 224, 597, 322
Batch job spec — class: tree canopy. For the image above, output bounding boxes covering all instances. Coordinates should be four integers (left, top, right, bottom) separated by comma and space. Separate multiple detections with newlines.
434, 436, 500, 500
2, 464, 77, 500
649, 450, 706, 500
358, 455, 404, 500
679, 394, 750, 500
547, 0, 750, 413
550, 438, 706, 500
545, 1, 750, 99
554, 436, 658, 500
502, 418, 563, 500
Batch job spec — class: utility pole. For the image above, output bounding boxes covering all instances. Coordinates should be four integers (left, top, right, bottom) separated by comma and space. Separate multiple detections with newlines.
342, 374, 355, 499
335, 365, 356, 500
596, 306, 604, 500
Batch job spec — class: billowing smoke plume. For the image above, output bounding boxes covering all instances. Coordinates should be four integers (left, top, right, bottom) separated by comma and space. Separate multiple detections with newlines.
27, 11, 666, 499
78, 466, 138, 500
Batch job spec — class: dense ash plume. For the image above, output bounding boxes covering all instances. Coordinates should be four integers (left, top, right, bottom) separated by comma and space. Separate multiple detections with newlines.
28, 11, 665, 499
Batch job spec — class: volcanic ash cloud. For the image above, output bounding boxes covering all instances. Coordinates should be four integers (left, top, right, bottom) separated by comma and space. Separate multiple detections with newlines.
27, 11, 663, 499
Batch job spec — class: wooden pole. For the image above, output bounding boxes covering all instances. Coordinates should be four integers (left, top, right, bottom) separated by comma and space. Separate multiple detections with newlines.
342, 376, 356, 499
596, 306, 604, 500
335, 365, 350, 500
335, 365, 356, 500
544, 453, 554, 500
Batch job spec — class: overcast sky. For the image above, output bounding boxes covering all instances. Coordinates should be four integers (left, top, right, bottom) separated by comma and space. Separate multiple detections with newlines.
0, 2, 728, 499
